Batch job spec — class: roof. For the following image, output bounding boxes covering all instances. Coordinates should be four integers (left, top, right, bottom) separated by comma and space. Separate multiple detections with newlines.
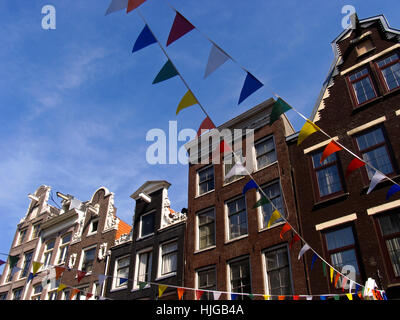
115, 219, 132, 241
130, 180, 171, 200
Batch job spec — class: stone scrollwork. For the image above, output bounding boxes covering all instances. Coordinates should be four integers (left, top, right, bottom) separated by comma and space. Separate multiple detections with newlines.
160, 189, 186, 229
68, 253, 77, 269
98, 243, 108, 260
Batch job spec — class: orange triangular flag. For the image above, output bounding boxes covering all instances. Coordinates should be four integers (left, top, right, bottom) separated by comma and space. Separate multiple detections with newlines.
70, 288, 80, 300
320, 140, 342, 163
280, 223, 291, 239
126, 0, 146, 13
55, 266, 66, 280
334, 272, 341, 288
177, 288, 185, 300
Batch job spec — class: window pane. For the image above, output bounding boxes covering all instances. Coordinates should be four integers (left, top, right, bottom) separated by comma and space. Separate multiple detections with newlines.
325, 227, 355, 251
316, 166, 342, 197
356, 128, 385, 151
230, 259, 251, 299
330, 249, 360, 277
379, 213, 400, 236
141, 213, 155, 237
255, 138, 276, 169
261, 182, 284, 228
265, 247, 292, 296
385, 238, 400, 277
382, 63, 400, 90
198, 268, 216, 300
312, 152, 337, 169
362, 146, 393, 178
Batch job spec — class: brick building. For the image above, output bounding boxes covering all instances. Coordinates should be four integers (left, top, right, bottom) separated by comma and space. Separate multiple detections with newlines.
183, 98, 309, 300
105, 181, 186, 300
287, 14, 400, 299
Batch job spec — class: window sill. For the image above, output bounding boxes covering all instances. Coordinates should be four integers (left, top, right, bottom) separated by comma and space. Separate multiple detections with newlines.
195, 189, 215, 199
352, 96, 382, 113
194, 246, 216, 255
86, 232, 98, 237
224, 234, 248, 245
313, 193, 350, 209
258, 221, 285, 233
361, 174, 400, 193
222, 176, 245, 187
110, 286, 128, 293
155, 273, 176, 281
136, 233, 154, 241
252, 161, 278, 175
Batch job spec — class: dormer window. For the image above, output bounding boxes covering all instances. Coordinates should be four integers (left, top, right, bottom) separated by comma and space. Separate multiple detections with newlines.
138, 211, 155, 239
376, 53, 400, 92
88, 219, 99, 236
348, 68, 377, 105
355, 39, 374, 57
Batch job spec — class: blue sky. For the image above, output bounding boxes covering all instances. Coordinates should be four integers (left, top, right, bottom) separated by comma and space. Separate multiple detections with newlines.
0, 0, 399, 263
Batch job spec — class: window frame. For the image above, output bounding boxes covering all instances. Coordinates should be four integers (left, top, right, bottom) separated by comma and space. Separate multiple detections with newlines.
138, 210, 156, 240
225, 195, 248, 242
158, 240, 178, 279
112, 255, 130, 290
12, 288, 23, 300
133, 247, 153, 290
20, 251, 33, 279
196, 207, 216, 251
346, 66, 378, 107
253, 135, 277, 172
197, 165, 215, 196
16, 228, 28, 246
196, 265, 217, 300
87, 219, 99, 236
79, 245, 97, 274
257, 180, 285, 231
375, 52, 400, 93
57, 233, 71, 265
43, 239, 56, 269
227, 256, 252, 300
31, 284, 42, 300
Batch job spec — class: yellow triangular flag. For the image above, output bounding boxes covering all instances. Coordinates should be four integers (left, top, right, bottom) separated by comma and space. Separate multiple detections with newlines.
57, 283, 67, 292
32, 261, 43, 275
263, 295, 270, 300
297, 120, 320, 145
158, 284, 168, 298
267, 210, 281, 228
330, 267, 334, 283
346, 293, 353, 300
176, 90, 198, 115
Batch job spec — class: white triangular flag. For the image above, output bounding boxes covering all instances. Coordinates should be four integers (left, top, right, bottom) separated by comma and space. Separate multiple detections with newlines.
348, 280, 354, 293
213, 291, 222, 300
298, 244, 311, 260
105, 0, 129, 15
204, 44, 230, 78
306, 296, 313, 300
224, 162, 248, 180
367, 171, 386, 194
98, 274, 108, 286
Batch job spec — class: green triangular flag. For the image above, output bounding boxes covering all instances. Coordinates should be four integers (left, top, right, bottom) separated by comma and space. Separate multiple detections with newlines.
8, 255, 19, 269
139, 281, 147, 290
248, 294, 254, 300
269, 97, 292, 125
322, 262, 327, 277
252, 197, 269, 209
334, 295, 340, 300
153, 60, 178, 84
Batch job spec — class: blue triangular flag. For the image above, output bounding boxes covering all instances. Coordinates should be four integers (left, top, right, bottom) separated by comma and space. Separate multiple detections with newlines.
355, 284, 360, 294
120, 278, 128, 285
242, 180, 258, 194
132, 25, 157, 53
27, 272, 36, 282
311, 253, 318, 270
231, 293, 238, 300
238, 72, 263, 105
386, 184, 400, 200
320, 295, 327, 300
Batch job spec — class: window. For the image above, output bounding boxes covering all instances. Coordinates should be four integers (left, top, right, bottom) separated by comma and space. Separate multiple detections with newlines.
32, 223, 41, 239
259, 181, 285, 229
135, 250, 152, 288
20, 251, 33, 278
88, 219, 99, 236
12, 288, 23, 300
226, 196, 248, 240
139, 211, 155, 238
160, 241, 178, 277
376, 212, 400, 278
197, 208, 215, 250
229, 258, 251, 300
224, 152, 243, 184
43, 239, 55, 268
74, 286, 89, 300
355, 127, 394, 180
264, 246, 293, 297
355, 39, 374, 57
348, 68, 377, 105
57, 234, 71, 265
0, 293, 7, 300
324, 226, 362, 287
377, 53, 400, 91
17, 229, 27, 246
198, 165, 214, 195
47, 290, 57, 300
311, 151, 343, 199
113, 256, 130, 289
31, 284, 42, 300
81, 247, 96, 273
197, 266, 216, 300
254, 136, 276, 170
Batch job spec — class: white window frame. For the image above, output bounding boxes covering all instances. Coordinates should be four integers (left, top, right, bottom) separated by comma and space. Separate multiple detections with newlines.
56, 233, 71, 265
196, 164, 215, 197
223, 150, 245, 185
87, 219, 100, 236
47, 289, 58, 300
253, 135, 277, 172
112, 255, 130, 291
224, 195, 248, 242
132, 247, 153, 290
157, 239, 178, 280
31, 284, 42, 300
137, 210, 156, 240
195, 207, 216, 252
226, 256, 252, 300
43, 239, 55, 269
78, 244, 97, 275
196, 265, 217, 300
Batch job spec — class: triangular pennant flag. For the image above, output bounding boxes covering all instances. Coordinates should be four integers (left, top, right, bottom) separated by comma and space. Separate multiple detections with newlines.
98, 274, 107, 286
176, 90, 198, 115
297, 120, 320, 145
27, 272, 36, 282
293, 295, 300, 300
238, 72, 264, 105
166, 12, 195, 46
204, 44, 230, 78
197, 116, 216, 137
367, 171, 386, 194
57, 283, 67, 292
177, 288, 185, 300
348, 280, 354, 293
55, 266, 66, 280
126, 0, 146, 13
310, 253, 318, 270
269, 98, 292, 125
139, 281, 147, 290
320, 140, 342, 164
334, 295, 340, 300
70, 288, 80, 300
355, 284, 360, 295
248, 294, 254, 300
334, 272, 341, 287
213, 291, 222, 300
280, 223, 291, 239
132, 24, 157, 53
0, 260, 5, 266
77, 270, 87, 283
322, 262, 327, 277
386, 184, 400, 200
8, 255, 19, 269
212, 140, 232, 160
231, 293, 238, 300
153, 60, 179, 84
263, 295, 270, 300
278, 295, 285, 300
224, 162, 248, 180
242, 179, 258, 194
86, 293, 93, 300
289, 234, 300, 249
119, 278, 128, 285
320, 296, 327, 300
105, 0, 129, 15
298, 244, 311, 260
330, 267, 334, 283
196, 290, 204, 300
253, 197, 270, 209
345, 158, 365, 178
306, 296, 313, 300
267, 210, 281, 228
32, 261, 43, 275
158, 284, 168, 298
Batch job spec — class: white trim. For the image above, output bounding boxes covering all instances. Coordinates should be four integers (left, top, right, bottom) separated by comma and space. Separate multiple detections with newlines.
78, 244, 97, 275
111, 255, 130, 291
196, 164, 215, 197
132, 247, 153, 290
315, 213, 357, 231
137, 210, 156, 240
303, 137, 339, 154
346, 116, 387, 136
87, 218, 99, 237
367, 200, 400, 216
224, 195, 248, 243
340, 44, 400, 76
157, 239, 178, 279
195, 207, 216, 252
395, 109, 400, 116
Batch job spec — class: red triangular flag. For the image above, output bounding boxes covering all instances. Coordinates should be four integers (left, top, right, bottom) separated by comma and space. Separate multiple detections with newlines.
320, 140, 342, 163
77, 270, 87, 283
86, 293, 93, 300
55, 266, 66, 280
196, 290, 204, 300
166, 12, 195, 46
293, 295, 300, 300
177, 288, 185, 300
280, 223, 291, 239
289, 234, 300, 249
211, 140, 232, 162
126, 0, 146, 13
197, 116, 216, 137
70, 288, 80, 300
334, 272, 341, 288
345, 158, 365, 178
